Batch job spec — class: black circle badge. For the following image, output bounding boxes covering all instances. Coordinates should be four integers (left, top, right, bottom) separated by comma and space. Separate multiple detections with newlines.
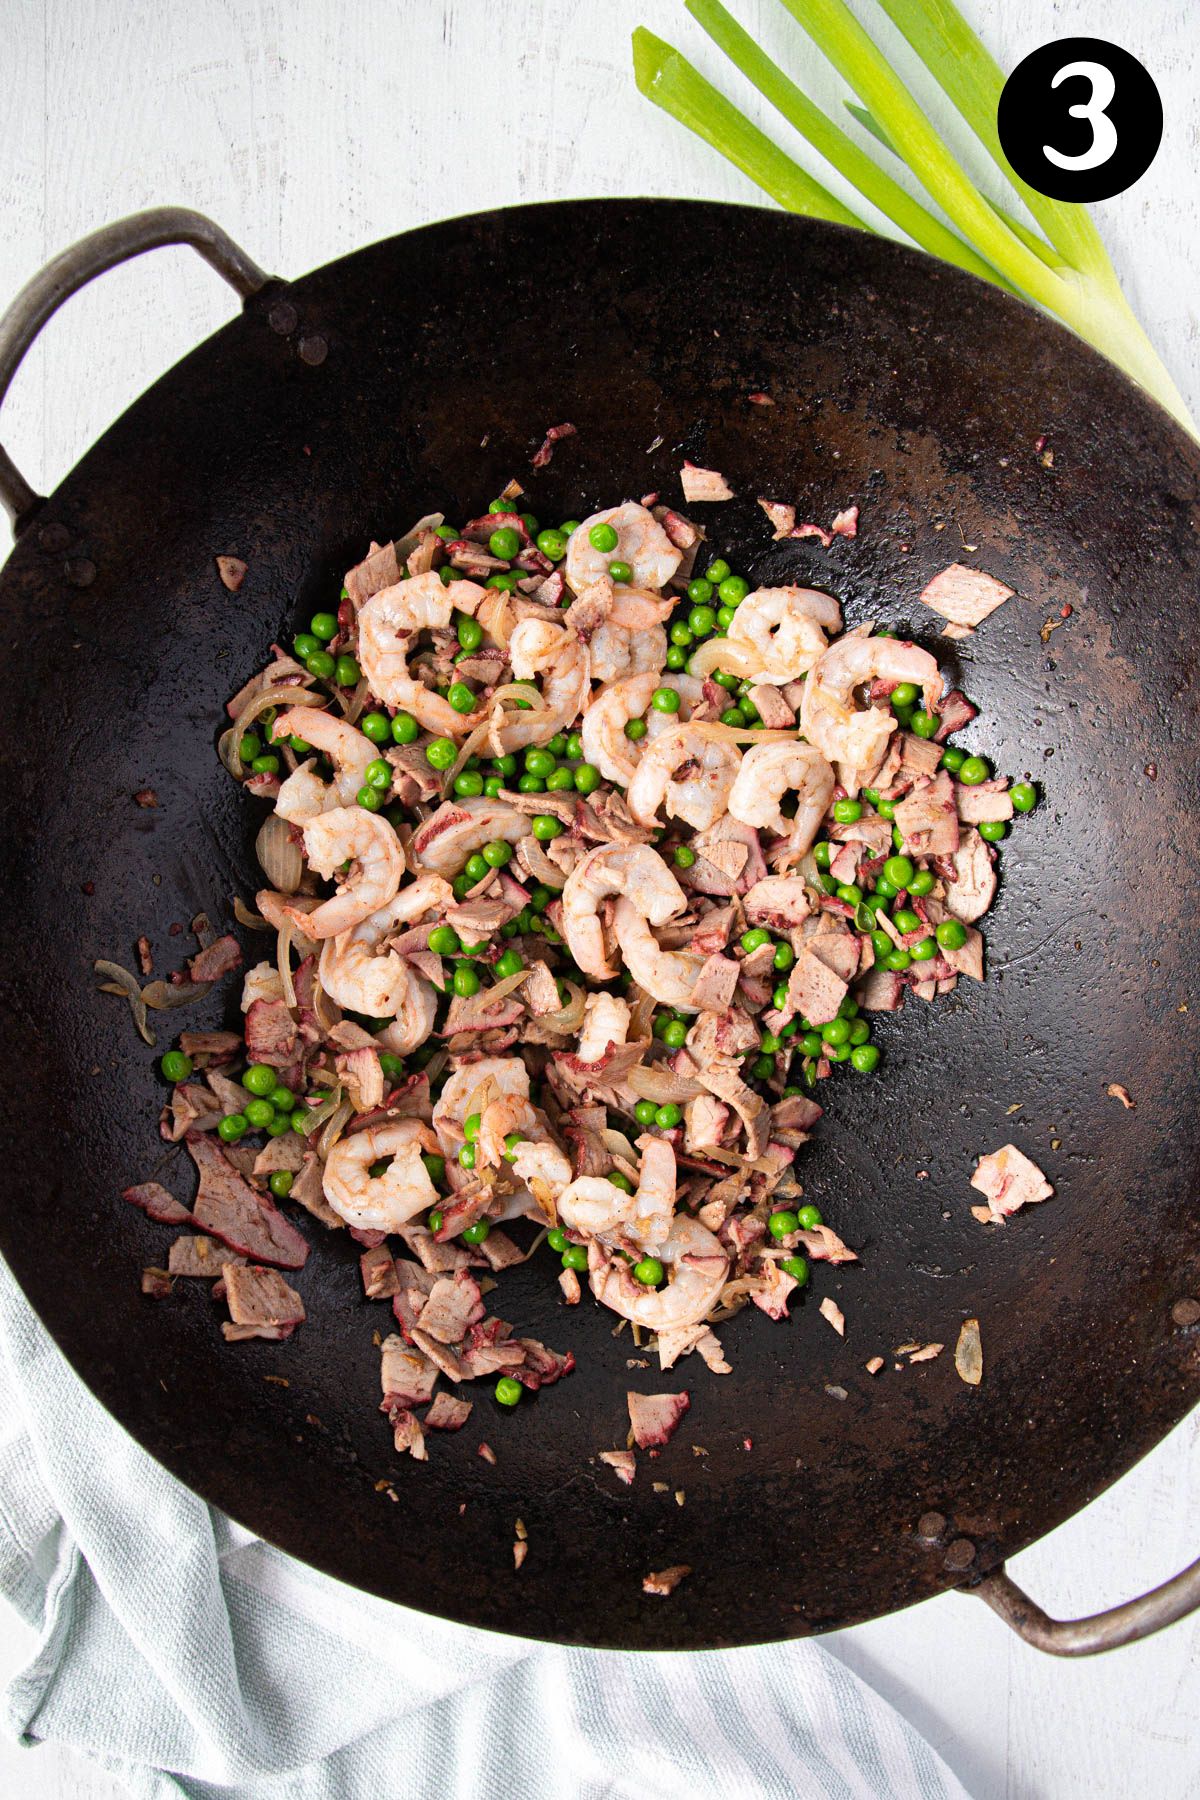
997, 37, 1162, 202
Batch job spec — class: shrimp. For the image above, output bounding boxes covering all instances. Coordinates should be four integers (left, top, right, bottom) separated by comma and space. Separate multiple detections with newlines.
475, 1092, 541, 1170
284, 807, 404, 939
576, 991, 632, 1063
565, 502, 681, 594
626, 722, 741, 830
588, 620, 667, 684
727, 741, 836, 858
432, 1056, 530, 1154
273, 708, 375, 823
322, 1119, 441, 1233
375, 973, 439, 1057
561, 844, 686, 980
644, 672, 704, 741
612, 898, 707, 1012
579, 670, 660, 786
489, 619, 590, 754
801, 627, 942, 793
319, 873, 452, 1017
558, 1134, 677, 1252
411, 796, 529, 875
357, 571, 488, 738
590, 1213, 729, 1330
725, 586, 840, 685
510, 1139, 573, 1198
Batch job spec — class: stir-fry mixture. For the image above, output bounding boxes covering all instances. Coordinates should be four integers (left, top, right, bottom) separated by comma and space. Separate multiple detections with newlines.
130, 481, 1040, 1463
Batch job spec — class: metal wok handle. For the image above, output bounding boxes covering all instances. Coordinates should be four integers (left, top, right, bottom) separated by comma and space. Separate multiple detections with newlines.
976, 1553, 1200, 1655
0, 206, 271, 531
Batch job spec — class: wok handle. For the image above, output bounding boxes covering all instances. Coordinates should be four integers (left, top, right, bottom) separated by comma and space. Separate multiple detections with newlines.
0, 206, 271, 530
976, 1553, 1200, 1655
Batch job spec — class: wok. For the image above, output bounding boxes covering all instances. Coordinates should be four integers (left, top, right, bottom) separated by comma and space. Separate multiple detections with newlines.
1, 201, 1198, 1656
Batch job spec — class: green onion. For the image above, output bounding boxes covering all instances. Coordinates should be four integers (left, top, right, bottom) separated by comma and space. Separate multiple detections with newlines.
632, 3, 1194, 432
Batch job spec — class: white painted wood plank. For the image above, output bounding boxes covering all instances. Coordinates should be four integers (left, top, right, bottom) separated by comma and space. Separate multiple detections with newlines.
0, 3, 1197, 1798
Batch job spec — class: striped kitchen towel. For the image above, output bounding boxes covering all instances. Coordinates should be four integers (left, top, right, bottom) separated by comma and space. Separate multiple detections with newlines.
0, 1256, 968, 1799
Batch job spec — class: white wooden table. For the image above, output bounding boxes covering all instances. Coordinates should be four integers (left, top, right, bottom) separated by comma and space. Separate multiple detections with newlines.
2, 2, 1197, 1794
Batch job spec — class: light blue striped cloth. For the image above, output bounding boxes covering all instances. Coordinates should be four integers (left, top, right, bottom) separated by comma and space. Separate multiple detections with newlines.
0, 1257, 967, 1800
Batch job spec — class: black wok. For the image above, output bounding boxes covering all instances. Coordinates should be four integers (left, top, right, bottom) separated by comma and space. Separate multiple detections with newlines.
1, 200, 1198, 1654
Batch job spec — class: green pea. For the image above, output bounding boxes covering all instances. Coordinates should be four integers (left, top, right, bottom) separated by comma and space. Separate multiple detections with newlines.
883, 948, 911, 972
836, 884, 863, 906
451, 873, 472, 899
521, 749, 553, 781
910, 709, 938, 739
356, 785, 383, 811
464, 853, 490, 883
908, 869, 935, 897
243, 1098, 274, 1129
717, 574, 748, 606
267, 1114, 294, 1136
629, 1102, 657, 1132
772, 982, 791, 1012
797, 1031, 820, 1056
428, 925, 461, 955
715, 604, 735, 629
668, 622, 693, 649
573, 762, 601, 796
980, 818, 1008, 842
160, 1049, 193, 1083
661, 1020, 687, 1050
671, 843, 696, 870
747, 1053, 771, 1079
238, 731, 262, 763
822, 1017, 851, 1047
240, 1064, 274, 1097
839, 995, 859, 1019
606, 1170, 635, 1195
455, 613, 483, 653
451, 769, 482, 797
793, 1203, 821, 1230
654, 1103, 682, 1129
780, 1255, 810, 1284
495, 1375, 523, 1406
310, 611, 338, 641
660, 644, 682, 669
459, 1217, 490, 1247
486, 571, 520, 592
958, 754, 991, 786
386, 711, 415, 746
851, 1043, 880, 1073
559, 519, 582, 535
741, 928, 771, 953
706, 558, 731, 583
376, 1055, 403, 1084
827, 1043, 853, 1063
333, 653, 360, 688
689, 605, 719, 638
561, 1244, 589, 1272
877, 798, 897, 822
882, 854, 915, 890
818, 872, 839, 895
832, 799, 863, 824
359, 757, 390, 793
547, 1227, 568, 1253
890, 681, 918, 708
687, 578, 713, 604
719, 707, 745, 728
290, 1109, 311, 1135
1010, 781, 1037, 812
458, 1143, 477, 1170
530, 815, 561, 842
489, 525, 520, 559
443, 681, 472, 715
530, 885, 553, 911
266, 1169, 294, 1199
537, 528, 567, 561
425, 737, 457, 770
651, 686, 681, 714
912, 936, 938, 961
940, 744, 966, 772
422, 1154, 445, 1187
540, 767, 570, 793
848, 1019, 870, 1045
250, 754, 280, 775
624, 717, 648, 741
812, 841, 833, 870
589, 521, 619, 553
608, 559, 633, 584
935, 919, 967, 952
492, 753, 518, 777
893, 907, 921, 933
218, 1113, 248, 1143
868, 928, 892, 958
435, 525, 458, 541
293, 632, 320, 660
708, 668, 736, 689
494, 948, 524, 980
451, 964, 480, 997
357, 711, 388, 746
633, 1257, 664, 1287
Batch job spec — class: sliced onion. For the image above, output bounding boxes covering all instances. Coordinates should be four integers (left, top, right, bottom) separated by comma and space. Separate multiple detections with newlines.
537, 978, 586, 1035
232, 895, 272, 931
94, 959, 154, 1045
219, 681, 323, 779
516, 838, 566, 888
629, 990, 657, 1042
393, 512, 445, 563
446, 712, 499, 787
627, 1064, 706, 1104
276, 918, 297, 1009
255, 813, 303, 894
317, 1097, 354, 1160
483, 967, 533, 1004
601, 1126, 637, 1164
687, 638, 762, 680
140, 979, 212, 1010
313, 975, 341, 1034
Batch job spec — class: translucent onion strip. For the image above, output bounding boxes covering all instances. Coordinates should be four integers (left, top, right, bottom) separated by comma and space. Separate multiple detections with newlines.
219, 681, 323, 780
255, 813, 303, 894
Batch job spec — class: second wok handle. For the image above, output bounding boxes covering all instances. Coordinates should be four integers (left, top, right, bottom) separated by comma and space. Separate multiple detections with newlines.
976, 1553, 1200, 1655
0, 206, 272, 530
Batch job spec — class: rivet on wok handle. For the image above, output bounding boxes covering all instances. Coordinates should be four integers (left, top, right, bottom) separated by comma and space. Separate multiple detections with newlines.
916, 1511, 947, 1542
976, 1554, 1200, 1656
0, 207, 274, 533
1171, 1297, 1200, 1328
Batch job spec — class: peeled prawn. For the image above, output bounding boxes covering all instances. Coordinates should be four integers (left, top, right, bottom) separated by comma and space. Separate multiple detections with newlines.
688, 586, 840, 684
579, 670, 660, 786
357, 571, 488, 738
273, 708, 376, 823
576, 992, 632, 1063
612, 897, 707, 1012
475, 1093, 541, 1170
801, 628, 942, 793
489, 619, 590, 754
318, 874, 451, 1052
284, 807, 404, 939
432, 1056, 530, 1154
626, 722, 741, 830
411, 796, 529, 875
727, 740, 836, 859
590, 1212, 729, 1330
558, 1134, 676, 1252
565, 502, 681, 594
561, 844, 686, 980
588, 619, 666, 684
322, 1119, 441, 1233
